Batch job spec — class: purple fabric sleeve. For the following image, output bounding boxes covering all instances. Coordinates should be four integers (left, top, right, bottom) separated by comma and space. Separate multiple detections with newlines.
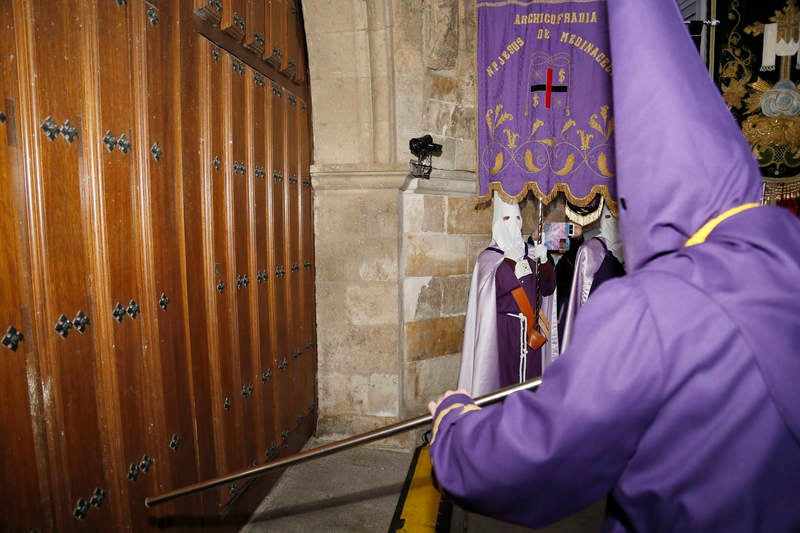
540, 257, 556, 296
429, 279, 664, 527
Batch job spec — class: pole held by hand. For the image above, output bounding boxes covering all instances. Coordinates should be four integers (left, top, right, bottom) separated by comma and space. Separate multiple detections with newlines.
145, 377, 542, 508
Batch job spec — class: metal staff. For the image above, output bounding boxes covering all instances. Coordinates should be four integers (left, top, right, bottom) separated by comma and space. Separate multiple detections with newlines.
145, 377, 542, 508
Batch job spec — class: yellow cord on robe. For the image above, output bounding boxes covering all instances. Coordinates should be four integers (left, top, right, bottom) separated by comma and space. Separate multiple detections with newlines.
685, 203, 761, 247
431, 403, 465, 444
431, 403, 482, 444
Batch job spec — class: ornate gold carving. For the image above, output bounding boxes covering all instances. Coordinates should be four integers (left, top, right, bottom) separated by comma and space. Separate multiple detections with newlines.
719, 0, 800, 177
741, 115, 800, 168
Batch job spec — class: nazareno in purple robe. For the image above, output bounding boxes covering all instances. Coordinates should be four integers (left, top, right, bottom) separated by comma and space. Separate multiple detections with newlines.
493, 248, 556, 385
429, 1, 800, 531
458, 244, 556, 395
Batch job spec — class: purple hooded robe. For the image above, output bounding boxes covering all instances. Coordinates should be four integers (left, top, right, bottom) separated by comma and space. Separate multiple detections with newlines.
458, 244, 556, 395
429, 1, 800, 531
494, 249, 556, 385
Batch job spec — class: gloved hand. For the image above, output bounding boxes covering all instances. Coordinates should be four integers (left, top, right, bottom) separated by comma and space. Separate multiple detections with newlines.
533, 243, 549, 264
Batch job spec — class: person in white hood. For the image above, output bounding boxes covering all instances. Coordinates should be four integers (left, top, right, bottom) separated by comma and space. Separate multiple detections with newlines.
458, 192, 554, 394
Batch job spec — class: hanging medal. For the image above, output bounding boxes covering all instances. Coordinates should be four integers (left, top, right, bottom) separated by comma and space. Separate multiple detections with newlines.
515, 259, 532, 279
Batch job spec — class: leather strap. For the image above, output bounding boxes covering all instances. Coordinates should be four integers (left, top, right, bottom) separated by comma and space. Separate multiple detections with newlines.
510, 286, 547, 350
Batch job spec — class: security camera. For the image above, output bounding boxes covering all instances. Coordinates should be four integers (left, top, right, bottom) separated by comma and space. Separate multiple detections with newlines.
408, 134, 442, 179
409, 135, 442, 159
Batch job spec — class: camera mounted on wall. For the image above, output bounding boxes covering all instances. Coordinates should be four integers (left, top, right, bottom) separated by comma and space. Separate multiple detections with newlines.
409, 134, 442, 179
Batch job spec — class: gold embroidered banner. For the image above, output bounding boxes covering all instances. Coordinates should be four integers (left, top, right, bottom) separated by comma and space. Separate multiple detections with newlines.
716, 0, 800, 183
477, 0, 616, 209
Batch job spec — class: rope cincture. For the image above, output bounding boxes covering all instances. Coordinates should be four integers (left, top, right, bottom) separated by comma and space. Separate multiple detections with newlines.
508, 312, 528, 383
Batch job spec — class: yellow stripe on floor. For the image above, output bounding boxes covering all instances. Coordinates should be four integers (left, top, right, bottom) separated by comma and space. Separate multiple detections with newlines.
396, 446, 441, 532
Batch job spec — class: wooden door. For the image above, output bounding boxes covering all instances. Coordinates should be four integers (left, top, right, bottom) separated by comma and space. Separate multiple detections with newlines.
249, 68, 278, 461
1, 1, 316, 527
131, 0, 200, 521
12, 1, 115, 529
0, 4, 49, 530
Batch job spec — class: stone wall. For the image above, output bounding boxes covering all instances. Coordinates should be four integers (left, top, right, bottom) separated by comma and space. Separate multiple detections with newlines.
304, 0, 486, 447
399, 185, 490, 417
313, 173, 405, 442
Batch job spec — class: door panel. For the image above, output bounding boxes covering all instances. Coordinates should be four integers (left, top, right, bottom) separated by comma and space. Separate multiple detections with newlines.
285, 92, 303, 429
249, 68, 278, 460
283, 0, 300, 79
219, 0, 247, 42
133, 0, 199, 520
90, 3, 153, 527
230, 56, 260, 469
221, 0, 246, 40
298, 98, 316, 421
206, 42, 248, 497
0, 4, 48, 530
267, 81, 294, 445
245, 0, 266, 54
195, 0, 222, 26
179, 5, 218, 514
16, 1, 114, 529
265, 0, 286, 70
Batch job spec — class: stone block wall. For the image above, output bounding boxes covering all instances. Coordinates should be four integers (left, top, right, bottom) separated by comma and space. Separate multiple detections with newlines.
311, 171, 498, 446
312, 171, 407, 445
399, 191, 492, 417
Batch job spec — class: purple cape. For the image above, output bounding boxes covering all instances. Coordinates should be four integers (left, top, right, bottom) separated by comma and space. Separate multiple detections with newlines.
458, 246, 504, 395
431, 1, 800, 530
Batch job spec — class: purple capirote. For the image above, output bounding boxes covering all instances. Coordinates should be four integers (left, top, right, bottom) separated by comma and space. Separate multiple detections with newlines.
430, 0, 800, 531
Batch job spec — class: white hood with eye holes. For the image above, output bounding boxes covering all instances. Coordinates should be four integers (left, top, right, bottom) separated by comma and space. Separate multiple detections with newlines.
491, 192, 526, 262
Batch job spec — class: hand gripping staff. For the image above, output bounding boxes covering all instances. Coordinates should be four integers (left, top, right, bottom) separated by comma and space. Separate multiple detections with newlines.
145, 377, 542, 508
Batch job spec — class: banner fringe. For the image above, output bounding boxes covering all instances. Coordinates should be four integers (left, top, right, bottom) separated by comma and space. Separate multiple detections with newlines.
475, 181, 618, 216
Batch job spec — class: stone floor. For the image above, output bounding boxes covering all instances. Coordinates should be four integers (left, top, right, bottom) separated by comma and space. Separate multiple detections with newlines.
241, 437, 604, 533
241, 438, 412, 532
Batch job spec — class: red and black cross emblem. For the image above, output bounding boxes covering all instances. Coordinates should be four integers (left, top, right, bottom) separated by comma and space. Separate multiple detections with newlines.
531, 67, 568, 109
